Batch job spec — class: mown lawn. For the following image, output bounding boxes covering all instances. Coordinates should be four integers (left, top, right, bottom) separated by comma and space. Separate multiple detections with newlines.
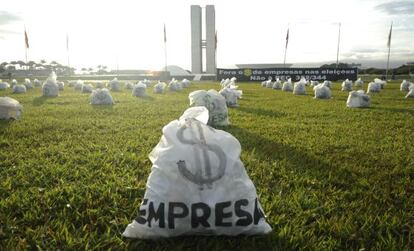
0, 80, 413, 250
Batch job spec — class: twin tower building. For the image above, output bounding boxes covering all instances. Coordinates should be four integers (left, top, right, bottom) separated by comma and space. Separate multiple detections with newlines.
191, 5, 216, 74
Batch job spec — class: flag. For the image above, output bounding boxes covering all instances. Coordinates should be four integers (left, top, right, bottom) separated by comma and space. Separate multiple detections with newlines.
66, 34, 69, 50
24, 28, 29, 49
285, 27, 289, 49
164, 24, 167, 43
215, 30, 217, 50
387, 22, 392, 48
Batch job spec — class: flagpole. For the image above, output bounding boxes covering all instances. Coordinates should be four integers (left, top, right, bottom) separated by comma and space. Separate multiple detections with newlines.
386, 44, 391, 80
336, 22, 341, 68
24, 25, 28, 64
215, 30, 217, 73
386, 22, 393, 80
66, 34, 70, 76
283, 24, 289, 66
164, 24, 168, 72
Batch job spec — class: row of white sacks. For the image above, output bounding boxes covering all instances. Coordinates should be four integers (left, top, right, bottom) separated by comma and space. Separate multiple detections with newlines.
258, 77, 372, 108
0, 77, 192, 93
261, 77, 414, 99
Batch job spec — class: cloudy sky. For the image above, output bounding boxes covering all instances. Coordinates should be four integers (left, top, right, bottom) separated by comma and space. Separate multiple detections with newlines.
0, 0, 413, 71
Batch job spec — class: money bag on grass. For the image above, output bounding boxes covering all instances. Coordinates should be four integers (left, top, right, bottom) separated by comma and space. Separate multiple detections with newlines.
189, 90, 229, 126
42, 72, 59, 97
0, 97, 22, 120
123, 106, 272, 239
346, 90, 370, 108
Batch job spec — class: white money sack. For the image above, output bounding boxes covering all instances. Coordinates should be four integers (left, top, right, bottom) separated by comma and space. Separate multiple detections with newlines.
189, 90, 229, 126
123, 107, 272, 239
0, 97, 22, 120
346, 90, 370, 108
90, 88, 114, 105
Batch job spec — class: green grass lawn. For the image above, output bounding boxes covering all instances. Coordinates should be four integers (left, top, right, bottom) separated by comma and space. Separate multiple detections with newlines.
1, 81, 413, 250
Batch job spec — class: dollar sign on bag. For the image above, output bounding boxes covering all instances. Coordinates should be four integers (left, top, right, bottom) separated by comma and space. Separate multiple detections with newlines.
176, 120, 226, 190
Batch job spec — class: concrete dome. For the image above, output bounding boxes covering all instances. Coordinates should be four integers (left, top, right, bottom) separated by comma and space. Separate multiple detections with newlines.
161, 65, 190, 76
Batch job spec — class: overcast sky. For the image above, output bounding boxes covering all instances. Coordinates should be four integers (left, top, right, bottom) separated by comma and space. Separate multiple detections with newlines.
0, 0, 413, 70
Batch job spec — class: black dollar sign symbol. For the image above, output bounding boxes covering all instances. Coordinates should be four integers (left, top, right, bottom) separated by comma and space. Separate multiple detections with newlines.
176, 120, 226, 190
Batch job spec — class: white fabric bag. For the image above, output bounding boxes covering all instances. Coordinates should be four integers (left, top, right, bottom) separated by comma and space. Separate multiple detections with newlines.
189, 90, 229, 126
0, 97, 22, 120
81, 84, 93, 93
354, 78, 363, 87
293, 81, 306, 95
406, 84, 414, 98
282, 79, 293, 92
42, 73, 59, 97
13, 85, 27, 94
74, 80, 84, 91
24, 78, 33, 89
132, 82, 147, 97
341, 79, 353, 91
0, 82, 10, 90
34, 79, 41, 87
313, 84, 332, 99
123, 107, 272, 239
400, 80, 412, 92
346, 90, 370, 108
367, 82, 381, 93
219, 87, 242, 107
154, 81, 167, 94
90, 88, 114, 105
109, 78, 121, 91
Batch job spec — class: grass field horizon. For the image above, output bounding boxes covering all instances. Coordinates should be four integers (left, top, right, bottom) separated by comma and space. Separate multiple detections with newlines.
1, 80, 413, 250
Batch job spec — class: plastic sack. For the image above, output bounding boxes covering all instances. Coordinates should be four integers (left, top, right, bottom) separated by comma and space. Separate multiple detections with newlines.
0, 97, 22, 120
13, 85, 27, 94
406, 84, 414, 98
90, 88, 114, 105
272, 79, 282, 89
346, 90, 370, 108
313, 84, 331, 99
374, 78, 386, 89
143, 79, 152, 87
110, 78, 121, 91
0, 82, 10, 90
81, 84, 93, 93
181, 79, 191, 88
42, 73, 59, 97
34, 79, 41, 87
341, 79, 353, 91
354, 78, 363, 87
169, 78, 182, 92
367, 82, 381, 94
282, 79, 293, 92
125, 82, 134, 90
74, 80, 84, 91
293, 81, 306, 95
154, 81, 167, 94
266, 80, 273, 88
400, 80, 412, 92
11, 79, 17, 87
57, 81, 65, 91
189, 90, 229, 126
221, 78, 232, 87
132, 82, 147, 97
123, 106, 272, 239
24, 78, 33, 89
219, 87, 242, 107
